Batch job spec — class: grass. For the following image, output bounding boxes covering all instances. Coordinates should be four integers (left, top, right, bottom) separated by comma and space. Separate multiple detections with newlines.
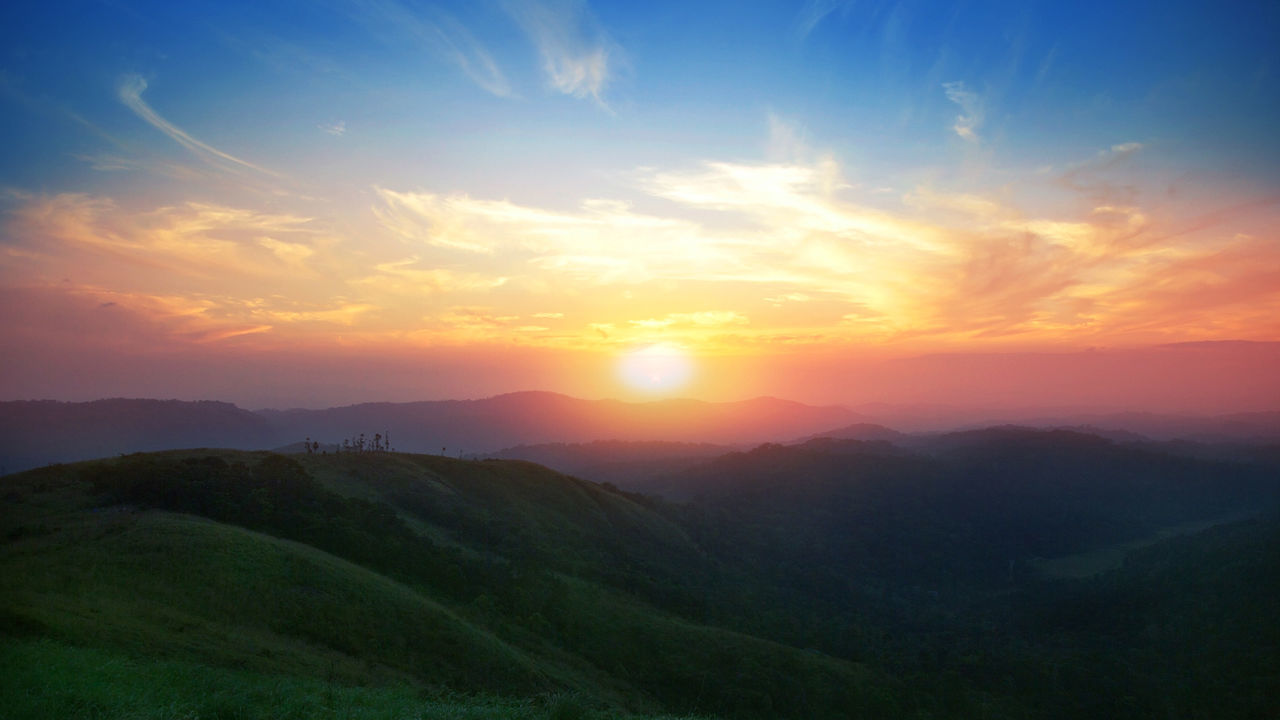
0, 450, 907, 719
297, 452, 698, 564
0, 510, 548, 692
0, 638, 707, 720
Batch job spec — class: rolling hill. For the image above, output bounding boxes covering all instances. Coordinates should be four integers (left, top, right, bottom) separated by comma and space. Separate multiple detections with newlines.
480, 440, 736, 493
0, 449, 900, 719
2, 427, 1278, 718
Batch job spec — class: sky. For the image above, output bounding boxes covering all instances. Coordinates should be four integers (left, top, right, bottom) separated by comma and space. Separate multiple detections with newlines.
1, 0, 1278, 410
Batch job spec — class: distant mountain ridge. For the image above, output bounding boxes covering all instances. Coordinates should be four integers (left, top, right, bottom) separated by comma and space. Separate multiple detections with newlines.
847, 402, 1280, 439
0, 399, 272, 473
482, 439, 737, 488
0, 392, 859, 473
789, 422, 907, 444
5, 392, 1278, 475
257, 391, 860, 454
480, 424, 907, 488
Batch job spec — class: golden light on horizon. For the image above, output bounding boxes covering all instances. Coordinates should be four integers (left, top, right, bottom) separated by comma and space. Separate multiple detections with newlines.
617, 343, 695, 394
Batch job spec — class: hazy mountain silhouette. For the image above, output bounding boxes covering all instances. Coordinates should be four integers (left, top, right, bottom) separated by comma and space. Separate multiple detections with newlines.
1, 392, 858, 473
788, 422, 907, 444
849, 402, 1280, 440
5, 392, 1278, 476
663, 428, 1278, 583
0, 399, 272, 473
482, 439, 737, 488
258, 391, 860, 455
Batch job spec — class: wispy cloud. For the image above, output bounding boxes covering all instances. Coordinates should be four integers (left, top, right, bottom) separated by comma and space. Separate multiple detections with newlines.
371, 144, 1279, 348
373, 189, 504, 254
415, 6, 512, 97
1106, 142, 1143, 156
1034, 44, 1059, 87
1, 193, 391, 345
318, 120, 346, 136
371, 186, 749, 289
792, 0, 856, 40
10, 139, 1277, 354
1056, 141, 1146, 205
354, 257, 507, 297
5, 193, 317, 283
630, 311, 749, 329
352, 0, 511, 97
117, 74, 281, 177
766, 113, 817, 162
71, 153, 208, 182
942, 81, 983, 142
505, 0, 619, 105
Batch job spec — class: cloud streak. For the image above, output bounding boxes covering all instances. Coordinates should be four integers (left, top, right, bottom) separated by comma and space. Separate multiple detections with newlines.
346, 0, 512, 97
117, 75, 281, 177
792, 0, 855, 40
411, 5, 512, 97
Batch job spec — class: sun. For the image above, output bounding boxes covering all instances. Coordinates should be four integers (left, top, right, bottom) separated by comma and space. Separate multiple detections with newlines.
618, 343, 694, 394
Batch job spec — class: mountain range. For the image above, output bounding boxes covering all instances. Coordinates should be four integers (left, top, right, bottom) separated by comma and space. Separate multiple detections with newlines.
3, 392, 1279, 476
2, 393, 859, 473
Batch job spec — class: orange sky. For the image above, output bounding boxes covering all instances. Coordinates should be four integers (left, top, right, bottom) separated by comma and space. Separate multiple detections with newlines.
3, 154, 1279, 409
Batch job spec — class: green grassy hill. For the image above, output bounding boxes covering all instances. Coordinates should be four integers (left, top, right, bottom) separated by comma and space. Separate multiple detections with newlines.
1, 511, 547, 691
4, 443, 1275, 719
0, 450, 900, 719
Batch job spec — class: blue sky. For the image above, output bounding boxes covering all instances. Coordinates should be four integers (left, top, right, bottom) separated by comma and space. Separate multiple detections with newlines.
1, 0, 1278, 406
6, 0, 1276, 194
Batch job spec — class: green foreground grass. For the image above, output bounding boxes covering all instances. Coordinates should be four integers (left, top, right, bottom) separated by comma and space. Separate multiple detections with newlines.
0, 638, 704, 720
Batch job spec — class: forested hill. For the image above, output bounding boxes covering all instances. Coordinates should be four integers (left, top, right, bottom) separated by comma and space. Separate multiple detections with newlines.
659, 430, 1278, 599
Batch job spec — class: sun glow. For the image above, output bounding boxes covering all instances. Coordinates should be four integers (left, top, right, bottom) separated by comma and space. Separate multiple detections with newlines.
618, 344, 694, 394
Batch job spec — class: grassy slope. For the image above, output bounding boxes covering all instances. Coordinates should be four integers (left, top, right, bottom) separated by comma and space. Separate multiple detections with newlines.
298, 452, 698, 565
0, 451, 894, 720
0, 639, 701, 720
0, 510, 547, 691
